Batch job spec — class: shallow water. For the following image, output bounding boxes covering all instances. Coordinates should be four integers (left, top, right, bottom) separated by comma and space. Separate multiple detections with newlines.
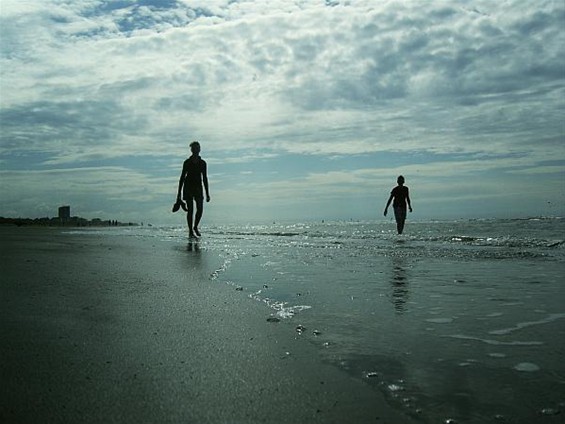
69, 218, 565, 423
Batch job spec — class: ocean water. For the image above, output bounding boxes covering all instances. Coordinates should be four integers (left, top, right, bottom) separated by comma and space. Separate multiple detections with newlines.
71, 218, 565, 423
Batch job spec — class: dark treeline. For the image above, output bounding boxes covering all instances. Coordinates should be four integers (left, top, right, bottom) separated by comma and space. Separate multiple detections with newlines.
0, 217, 139, 227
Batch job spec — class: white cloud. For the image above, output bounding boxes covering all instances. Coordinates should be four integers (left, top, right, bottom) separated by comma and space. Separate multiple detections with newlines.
1, 0, 564, 222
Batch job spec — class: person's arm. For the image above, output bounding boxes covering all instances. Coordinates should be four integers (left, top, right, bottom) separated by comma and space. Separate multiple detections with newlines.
406, 188, 412, 212
384, 194, 393, 216
176, 164, 186, 200
202, 161, 210, 202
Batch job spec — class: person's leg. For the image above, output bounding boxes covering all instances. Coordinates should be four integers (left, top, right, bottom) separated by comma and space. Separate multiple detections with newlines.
397, 218, 405, 235
193, 198, 204, 236
186, 199, 195, 238
394, 207, 406, 235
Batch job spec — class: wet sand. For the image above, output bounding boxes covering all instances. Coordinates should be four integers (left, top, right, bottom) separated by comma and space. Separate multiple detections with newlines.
0, 226, 415, 424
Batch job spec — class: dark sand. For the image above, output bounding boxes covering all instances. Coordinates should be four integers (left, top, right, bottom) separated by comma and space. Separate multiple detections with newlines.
0, 227, 416, 424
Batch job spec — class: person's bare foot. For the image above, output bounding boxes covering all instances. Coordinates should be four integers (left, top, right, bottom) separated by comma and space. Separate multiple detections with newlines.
193, 227, 201, 237
189, 230, 196, 239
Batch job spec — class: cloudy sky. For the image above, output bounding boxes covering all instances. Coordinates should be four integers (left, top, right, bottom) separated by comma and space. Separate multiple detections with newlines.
1, 0, 564, 225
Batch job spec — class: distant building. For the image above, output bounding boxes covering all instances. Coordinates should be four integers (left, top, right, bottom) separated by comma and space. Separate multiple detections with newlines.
58, 206, 71, 222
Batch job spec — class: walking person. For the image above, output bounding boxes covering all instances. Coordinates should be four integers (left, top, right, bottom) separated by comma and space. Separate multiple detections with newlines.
384, 175, 412, 234
175, 141, 210, 238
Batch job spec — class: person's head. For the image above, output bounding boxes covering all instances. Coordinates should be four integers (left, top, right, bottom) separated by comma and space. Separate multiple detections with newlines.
397, 175, 405, 185
190, 141, 201, 155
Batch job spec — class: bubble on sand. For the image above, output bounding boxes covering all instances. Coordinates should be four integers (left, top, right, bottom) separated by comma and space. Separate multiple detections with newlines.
365, 371, 379, 378
387, 383, 405, 392
273, 304, 312, 319
426, 318, 453, 324
514, 362, 540, 372
280, 351, 291, 359
540, 408, 560, 416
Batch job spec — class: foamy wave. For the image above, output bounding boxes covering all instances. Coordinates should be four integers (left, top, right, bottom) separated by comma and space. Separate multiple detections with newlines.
488, 313, 565, 336
445, 334, 543, 346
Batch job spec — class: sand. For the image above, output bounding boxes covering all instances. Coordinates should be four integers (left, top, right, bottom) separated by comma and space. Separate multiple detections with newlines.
0, 226, 416, 424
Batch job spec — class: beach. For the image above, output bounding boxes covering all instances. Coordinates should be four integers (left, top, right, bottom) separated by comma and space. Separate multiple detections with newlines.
0, 226, 415, 424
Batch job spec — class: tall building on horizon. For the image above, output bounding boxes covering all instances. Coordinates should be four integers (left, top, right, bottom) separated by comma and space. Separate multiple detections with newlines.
58, 206, 70, 222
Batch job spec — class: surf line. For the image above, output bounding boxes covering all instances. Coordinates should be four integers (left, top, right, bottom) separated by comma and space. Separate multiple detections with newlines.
444, 334, 543, 346
488, 313, 565, 336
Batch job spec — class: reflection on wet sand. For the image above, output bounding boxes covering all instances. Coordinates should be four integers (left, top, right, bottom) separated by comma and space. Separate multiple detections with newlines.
181, 240, 205, 272
187, 240, 200, 252
390, 256, 409, 313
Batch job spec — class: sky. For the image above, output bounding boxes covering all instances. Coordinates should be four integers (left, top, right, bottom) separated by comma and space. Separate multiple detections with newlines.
1, 0, 564, 225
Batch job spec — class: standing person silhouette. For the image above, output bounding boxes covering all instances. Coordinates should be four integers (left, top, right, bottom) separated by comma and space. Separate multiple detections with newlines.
176, 141, 210, 238
384, 175, 412, 234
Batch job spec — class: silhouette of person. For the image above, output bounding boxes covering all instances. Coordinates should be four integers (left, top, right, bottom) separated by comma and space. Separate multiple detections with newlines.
384, 175, 412, 234
176, 141, 210, 238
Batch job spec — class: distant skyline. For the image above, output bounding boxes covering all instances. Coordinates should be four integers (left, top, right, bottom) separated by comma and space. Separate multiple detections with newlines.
1, 0, 564, 225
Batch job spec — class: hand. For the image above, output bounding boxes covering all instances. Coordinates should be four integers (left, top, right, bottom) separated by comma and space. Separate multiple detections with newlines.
206, 195, 211, 203
409, 207, 413, 213
383, 209, 388, 217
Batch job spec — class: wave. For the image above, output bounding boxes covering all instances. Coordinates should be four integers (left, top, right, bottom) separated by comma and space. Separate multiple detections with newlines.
206, 226, 564, 251
214, 230, 304, 237
447, 235, 565, 249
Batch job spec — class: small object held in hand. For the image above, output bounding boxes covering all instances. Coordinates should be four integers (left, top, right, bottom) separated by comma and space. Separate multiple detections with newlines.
172, 199, 187, 213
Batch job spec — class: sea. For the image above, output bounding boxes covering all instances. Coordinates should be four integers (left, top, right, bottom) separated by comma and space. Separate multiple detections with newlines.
70, 218, 565, 424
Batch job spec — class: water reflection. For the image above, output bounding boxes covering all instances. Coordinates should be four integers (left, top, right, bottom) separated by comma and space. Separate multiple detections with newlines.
182, 240, 204, 272
187, 240, 200, 252
390, 256, 409, 313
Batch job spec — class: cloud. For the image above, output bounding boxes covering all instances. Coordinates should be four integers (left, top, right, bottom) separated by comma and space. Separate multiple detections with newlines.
1, 0, 564, 222
0, 166, 175, 220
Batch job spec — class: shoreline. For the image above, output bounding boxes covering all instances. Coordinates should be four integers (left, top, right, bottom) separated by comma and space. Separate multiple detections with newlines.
0, 226, 416, 424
